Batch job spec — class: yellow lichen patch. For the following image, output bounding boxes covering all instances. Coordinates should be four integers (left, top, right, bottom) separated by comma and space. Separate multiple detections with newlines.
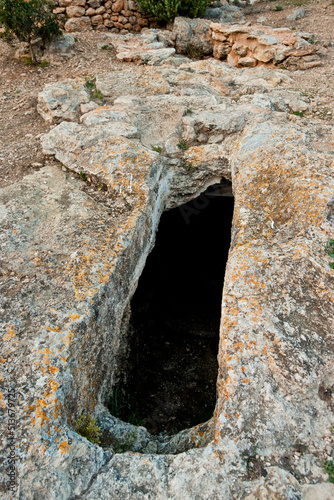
0, 391, 6, 409
59, 440, 71, 454
69, 314, 81, 321
48, 380, 59, 393
4, 325, 15, 341
46, 326, 61, 333
35, 400, 50, 424
42, 354, 51, 366
62, 332, 74, 348
48, 366, 59, 375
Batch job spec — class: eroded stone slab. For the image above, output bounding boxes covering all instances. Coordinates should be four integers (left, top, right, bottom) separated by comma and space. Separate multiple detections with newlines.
210, 23, 323, 70
1, 58, 334, 499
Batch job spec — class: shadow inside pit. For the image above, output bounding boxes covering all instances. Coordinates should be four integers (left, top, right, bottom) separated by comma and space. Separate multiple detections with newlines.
112, 180, 234, 435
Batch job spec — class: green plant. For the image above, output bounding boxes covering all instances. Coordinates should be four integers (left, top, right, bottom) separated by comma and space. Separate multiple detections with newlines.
79, 170, 86, 180
38, 60, 49, 67
183, 161, 195, 172
275, 5, 283, 11
85, 75, 103, 102
324, 460, 334, 483
293, 111, 304, 117
137, 0, 208, 22
0, 0, 61, 65
184, 108, 193, 115
326, 239, 334, 269
151, 145, 162, 153
177, 140, 188, 150
85, 75, 96, 91
309, 38, 315, 44
108, 387, 127, 418
74, 37, 78, 42
101, 44, 110, 50
75, 413, 101, 445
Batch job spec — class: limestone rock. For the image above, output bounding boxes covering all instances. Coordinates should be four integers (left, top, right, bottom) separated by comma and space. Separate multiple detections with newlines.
2, 57, 334, 500
95, 67, 171, 100
112, 0, 124, 13
302, 483, 334, 500
65, 16, 92, 32
210, 23, 323, 69
204, 4, 245, 24
109, 30, 175, 65
66, 5, 85, 17
287, 7, 306, 21
173, 17, 213, 58
44, 34, 76, 62
37, 79, 90, 123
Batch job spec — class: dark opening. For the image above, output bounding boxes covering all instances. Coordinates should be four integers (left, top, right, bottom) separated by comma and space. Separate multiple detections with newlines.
112, 180, 234, 435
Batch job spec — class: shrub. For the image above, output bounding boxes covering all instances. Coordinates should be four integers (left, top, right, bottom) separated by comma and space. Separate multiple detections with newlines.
137, 0, 208, 22
0, 0, 61, 64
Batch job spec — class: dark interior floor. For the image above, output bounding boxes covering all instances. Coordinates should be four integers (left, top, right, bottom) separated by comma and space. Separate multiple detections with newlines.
111, 181, 234, 435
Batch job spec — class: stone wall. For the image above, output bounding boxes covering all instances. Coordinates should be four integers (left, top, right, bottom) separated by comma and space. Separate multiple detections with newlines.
53, 0, 159, 33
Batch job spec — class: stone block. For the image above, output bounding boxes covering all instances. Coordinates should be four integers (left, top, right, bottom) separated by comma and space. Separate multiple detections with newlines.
95, 6, 106, 14
65, 16, 93, 32
91, 14, 103, 25
88, 0, 101, 8
66, 6, 85, 17
112, 0, 124, 13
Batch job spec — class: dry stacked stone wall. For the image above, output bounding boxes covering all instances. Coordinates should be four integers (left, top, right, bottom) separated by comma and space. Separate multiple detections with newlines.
53, 0, 160, 33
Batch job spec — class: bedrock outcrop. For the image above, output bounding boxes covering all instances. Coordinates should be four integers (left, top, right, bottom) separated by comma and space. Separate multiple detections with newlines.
1, 56, 334, 499
210, 23, 323, 70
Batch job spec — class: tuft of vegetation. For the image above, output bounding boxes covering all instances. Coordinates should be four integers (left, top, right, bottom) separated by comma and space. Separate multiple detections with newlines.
0, 0, 61, 65
324, 460, 334, 483
183, 161, 195, 172
85, 75, 103, 102
293, 111, 304, 117
274, 5, 283, 11
177, 140, 188, 150
75, 413, 101, 445
184, 108, 193, 116
137, 0, 208, 22
151, 145, 162, 153
326, 239, 334, 269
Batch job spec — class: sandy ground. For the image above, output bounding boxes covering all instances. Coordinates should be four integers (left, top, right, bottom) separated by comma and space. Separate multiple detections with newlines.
0, 0, 333, 188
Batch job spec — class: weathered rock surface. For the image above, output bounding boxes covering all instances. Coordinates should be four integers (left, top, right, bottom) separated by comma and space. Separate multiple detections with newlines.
173, 17, 213, 58
109, 29, 176, 65
204, 3, 245, 24
14, 34, 76, 64
1, 55, 334, 499
210, 23, 323, 70
37, 79, 90, 123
